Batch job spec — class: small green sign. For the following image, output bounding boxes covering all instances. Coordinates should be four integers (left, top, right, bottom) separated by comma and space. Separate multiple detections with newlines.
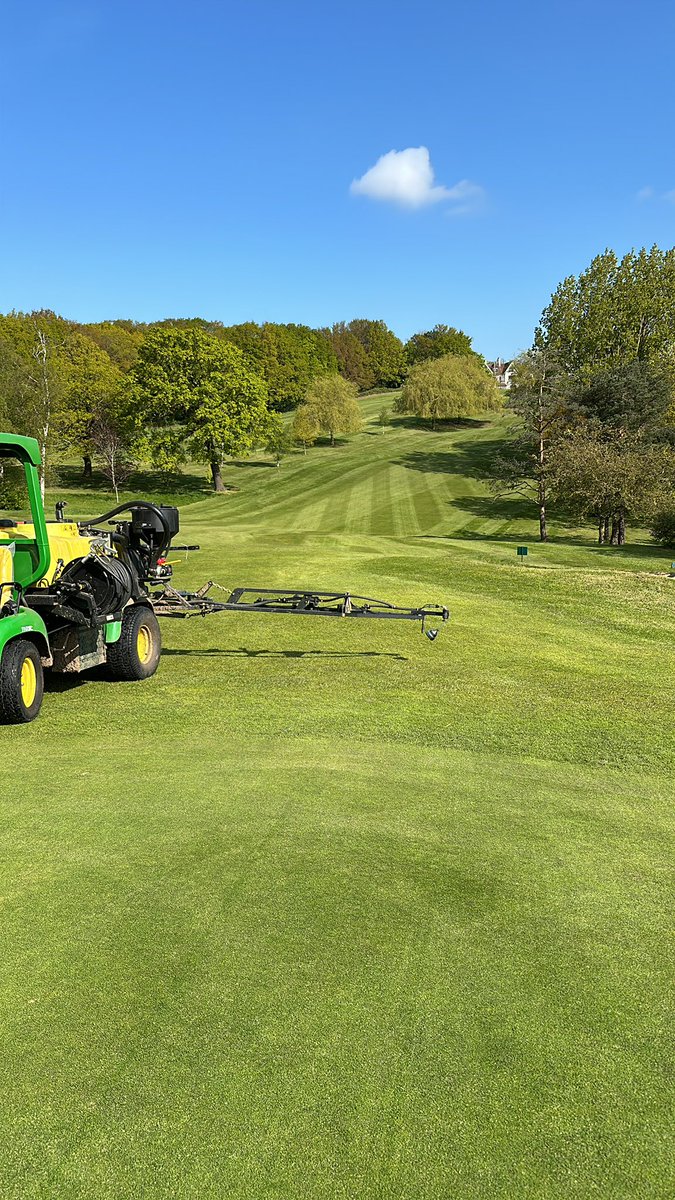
517, 546, 528, 557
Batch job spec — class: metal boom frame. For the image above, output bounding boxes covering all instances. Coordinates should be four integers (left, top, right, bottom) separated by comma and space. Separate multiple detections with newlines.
151, 583, 449, 628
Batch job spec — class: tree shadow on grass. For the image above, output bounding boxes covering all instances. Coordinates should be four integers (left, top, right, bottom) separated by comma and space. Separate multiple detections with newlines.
163, 647, 408, 661
230, 460, 277, 469
450, 494, 534, 523
394, 415, 491, 432
56, 464, 212, 496
396, 437, 508, 480
446, 496, 663, 556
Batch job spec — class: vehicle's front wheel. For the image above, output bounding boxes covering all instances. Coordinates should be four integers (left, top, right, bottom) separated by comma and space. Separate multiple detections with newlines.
107, 605, 161, 681
0, 638, 44, 723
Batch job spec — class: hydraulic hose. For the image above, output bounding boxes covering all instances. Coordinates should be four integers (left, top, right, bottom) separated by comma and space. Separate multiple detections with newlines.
78, 501, 173, 558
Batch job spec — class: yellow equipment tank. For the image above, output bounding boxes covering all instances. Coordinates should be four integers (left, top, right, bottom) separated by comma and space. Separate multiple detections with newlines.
6, 521, 97, 585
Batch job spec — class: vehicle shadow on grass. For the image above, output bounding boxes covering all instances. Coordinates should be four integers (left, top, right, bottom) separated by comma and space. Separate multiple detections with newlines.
163, 647, 409, 661
42, 649, 409, 693
44, 672, 94, 693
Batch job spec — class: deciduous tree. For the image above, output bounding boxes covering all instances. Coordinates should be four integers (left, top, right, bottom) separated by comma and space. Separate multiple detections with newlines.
344, 319, 407, 388
395, 353, 502, 431
291, 405, 321, 453
536, 246, 675, 377
89, 416, 135, 500
79, 321, 144, 372
58, 331, 123, 477
127, 327, 270, 491
265, 416, 294, 467
302, 375, 363, 446
572, 360, 673, 436
220, 322, 336, 410
550, 427, 675, 544
405, 324, 475, 366
650, 506, 675, 547
0, 311, 81, 495
378, 405, 392, 433
324, 323, 375, 390
488, 350, 570, 541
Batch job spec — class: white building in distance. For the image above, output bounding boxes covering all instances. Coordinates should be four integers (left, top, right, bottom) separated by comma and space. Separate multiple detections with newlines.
487, 358, 514, 389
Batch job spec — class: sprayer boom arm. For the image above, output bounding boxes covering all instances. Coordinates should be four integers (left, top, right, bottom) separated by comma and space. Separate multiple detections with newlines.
151, 583, 448, 625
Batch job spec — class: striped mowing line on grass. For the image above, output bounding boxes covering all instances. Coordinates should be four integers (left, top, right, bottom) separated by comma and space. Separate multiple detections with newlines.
388, 465, 423, 537
409, 469, 449, 537
368, 465, 397, 538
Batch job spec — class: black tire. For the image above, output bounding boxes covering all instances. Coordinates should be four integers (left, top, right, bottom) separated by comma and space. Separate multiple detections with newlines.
107, 605, 161, 681
0, 638, 44, 724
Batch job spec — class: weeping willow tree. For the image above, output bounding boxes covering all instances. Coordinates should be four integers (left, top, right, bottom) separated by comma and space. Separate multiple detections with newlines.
395, 353, 502, 430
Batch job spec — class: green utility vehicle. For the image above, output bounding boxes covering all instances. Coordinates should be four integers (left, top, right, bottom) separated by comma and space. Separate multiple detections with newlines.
0, 432, 448, 724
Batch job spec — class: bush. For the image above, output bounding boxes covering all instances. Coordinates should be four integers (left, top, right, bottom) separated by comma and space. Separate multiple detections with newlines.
0, 463, 25, 510
650, 507, 675, 547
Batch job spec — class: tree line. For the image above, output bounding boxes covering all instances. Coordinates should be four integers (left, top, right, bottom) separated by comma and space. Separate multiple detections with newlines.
1, 245, 674, 546
0, 311, 478, 498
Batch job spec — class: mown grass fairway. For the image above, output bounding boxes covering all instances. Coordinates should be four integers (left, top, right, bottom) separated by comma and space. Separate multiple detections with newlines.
2, 397, 673, 1198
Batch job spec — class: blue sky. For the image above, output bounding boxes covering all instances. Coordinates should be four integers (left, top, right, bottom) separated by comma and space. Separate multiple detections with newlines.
1, 0, 673, 358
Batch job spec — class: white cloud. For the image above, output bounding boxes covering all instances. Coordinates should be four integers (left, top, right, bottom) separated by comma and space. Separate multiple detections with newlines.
636, 185, 675, 203
443, 178, 487, 216
350, 146, 485, 213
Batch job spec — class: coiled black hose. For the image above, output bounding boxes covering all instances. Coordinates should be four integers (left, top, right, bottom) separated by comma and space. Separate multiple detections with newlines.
60, 553, 135, 617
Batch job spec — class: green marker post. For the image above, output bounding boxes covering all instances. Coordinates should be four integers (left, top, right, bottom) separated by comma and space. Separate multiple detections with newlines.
517, 546, 528, 565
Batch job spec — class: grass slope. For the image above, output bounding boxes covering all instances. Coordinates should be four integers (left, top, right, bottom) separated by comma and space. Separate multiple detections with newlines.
1, 398, 673, 1198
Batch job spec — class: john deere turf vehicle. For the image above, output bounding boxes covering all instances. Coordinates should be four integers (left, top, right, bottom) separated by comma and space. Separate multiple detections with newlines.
0, 433, 448, 723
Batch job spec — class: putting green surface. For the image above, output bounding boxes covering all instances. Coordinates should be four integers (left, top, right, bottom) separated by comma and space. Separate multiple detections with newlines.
2, 400, 673, 1198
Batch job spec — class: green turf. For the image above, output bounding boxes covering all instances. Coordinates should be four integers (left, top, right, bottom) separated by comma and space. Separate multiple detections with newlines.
1, 398, 673, 1198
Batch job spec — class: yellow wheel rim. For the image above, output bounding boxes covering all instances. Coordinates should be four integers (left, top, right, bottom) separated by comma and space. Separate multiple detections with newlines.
20, 656, 37, 708
137, 625, 152, 664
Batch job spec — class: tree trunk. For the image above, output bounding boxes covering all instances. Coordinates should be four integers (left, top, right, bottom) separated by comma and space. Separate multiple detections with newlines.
603, 514, 610, 543
329, 431, 335, 447
597, 512, 605, 544
210, 459, 226, 492
617, 511, 626, 545
33, 328, 51, 501
610, 516, 619, 544
539, 501, 548, 542
537, 396, 548, 541
82, 454, 92, 479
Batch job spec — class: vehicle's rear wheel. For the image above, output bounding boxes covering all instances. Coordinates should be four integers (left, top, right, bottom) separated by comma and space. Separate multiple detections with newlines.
0, 638, 44, 723
107, 605, 161, 681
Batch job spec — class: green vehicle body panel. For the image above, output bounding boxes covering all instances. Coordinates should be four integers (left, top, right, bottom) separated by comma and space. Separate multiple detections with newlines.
0, 433, 51, 587
0, 606, 50, 662
104, 619, 122, 644
0, 434, 52, 663
0, 433, 119, 668
0, 433, 42, 466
